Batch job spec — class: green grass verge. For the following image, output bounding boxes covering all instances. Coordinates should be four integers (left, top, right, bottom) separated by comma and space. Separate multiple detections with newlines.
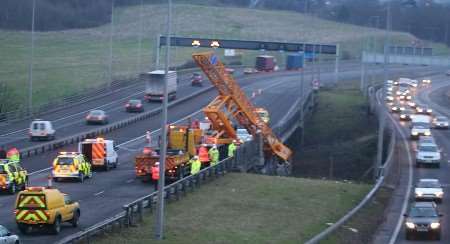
321, 187, 393, 244
0, 3, 427, 113
93, 173, 371, 244
293, 81, 378, 181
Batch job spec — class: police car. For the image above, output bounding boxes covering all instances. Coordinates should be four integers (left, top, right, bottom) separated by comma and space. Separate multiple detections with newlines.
52, 152, 92, 182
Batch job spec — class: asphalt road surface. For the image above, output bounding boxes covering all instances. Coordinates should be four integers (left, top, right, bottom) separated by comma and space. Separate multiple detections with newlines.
0, 63, 441, 243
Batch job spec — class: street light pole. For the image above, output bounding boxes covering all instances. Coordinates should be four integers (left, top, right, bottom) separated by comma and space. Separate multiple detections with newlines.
108, 0, 115, 89
155, 0, 172, 240
137, 0, 143, 73
28, 0, 36, 115
376, 1, 391, 180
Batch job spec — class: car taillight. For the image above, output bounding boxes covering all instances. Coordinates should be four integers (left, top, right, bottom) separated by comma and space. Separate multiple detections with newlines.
136, 104, 142, 107
126, 104, 130, 107
86, 116, 91, 119
14, 209, 18, 214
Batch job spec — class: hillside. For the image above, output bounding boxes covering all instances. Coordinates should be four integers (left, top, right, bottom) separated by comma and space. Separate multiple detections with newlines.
94, 173, 371, 243
0, 3, 420, 113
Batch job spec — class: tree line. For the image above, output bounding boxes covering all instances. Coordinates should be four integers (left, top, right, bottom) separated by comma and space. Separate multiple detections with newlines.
222, 0, 450, 47
0, 0, 145, 31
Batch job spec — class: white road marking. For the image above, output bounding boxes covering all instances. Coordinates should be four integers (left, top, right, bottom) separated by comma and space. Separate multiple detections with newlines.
27, 73, 303, 177
126, 179, 134, 183
94, 191, 104, 196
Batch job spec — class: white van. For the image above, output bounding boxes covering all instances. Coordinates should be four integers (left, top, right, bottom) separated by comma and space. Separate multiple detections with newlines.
29, 120, 56, 141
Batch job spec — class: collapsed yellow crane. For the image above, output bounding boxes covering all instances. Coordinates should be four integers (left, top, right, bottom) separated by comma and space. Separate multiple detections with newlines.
192, 52, 292, 161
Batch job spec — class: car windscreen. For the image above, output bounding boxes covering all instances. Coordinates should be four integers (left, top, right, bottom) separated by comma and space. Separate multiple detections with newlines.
413, 122, 430, 128
32, 122, 45, 130
418, 181, 441, 188
129, 100, 140, 105
90, 111, 103, 116
436, 117, 447, 122
418, 145, 438, 152
410, 207, 438, 217
56, 157, 74, 165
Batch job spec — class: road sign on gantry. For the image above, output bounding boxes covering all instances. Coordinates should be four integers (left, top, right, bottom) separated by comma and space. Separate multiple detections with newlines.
160, 36, 337, 55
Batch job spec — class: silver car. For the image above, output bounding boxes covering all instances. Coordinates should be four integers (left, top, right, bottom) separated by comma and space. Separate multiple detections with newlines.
415, 179, 444, 203
0, 225, 19, 244
432, 116, 449, 129
236, 129, 253, 143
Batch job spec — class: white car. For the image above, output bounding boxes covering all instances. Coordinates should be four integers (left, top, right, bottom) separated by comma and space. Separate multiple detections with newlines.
432, 116, 449, 129
0, 225, 19, 244
418, 136, 436, 146
236, 129, 253, 143
415, 179, 444, 203
416, 143, 441, 168
29, 119, 56, 141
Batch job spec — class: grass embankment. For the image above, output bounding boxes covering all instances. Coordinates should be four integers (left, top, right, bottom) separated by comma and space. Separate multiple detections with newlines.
293, 80, 378, 182
94, 173, 370, 244
1, 2, 422, 112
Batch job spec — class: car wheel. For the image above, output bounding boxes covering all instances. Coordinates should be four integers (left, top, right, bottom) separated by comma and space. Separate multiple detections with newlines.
53, 177, 59, 182
17, 223, 29, 235
105, 163, 110, 171
71, 210, 80, 227
51, 216, 61, 234
436, 163, 441, 168
435, 232, 441, 240
9, 183, 16, 194
113, 159, 118, 168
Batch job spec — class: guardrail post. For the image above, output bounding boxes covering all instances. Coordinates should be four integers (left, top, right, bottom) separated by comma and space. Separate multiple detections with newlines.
137, 202, 143, 223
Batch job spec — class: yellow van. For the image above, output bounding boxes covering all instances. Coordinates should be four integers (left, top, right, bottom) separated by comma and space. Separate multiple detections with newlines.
15, 187, 80, 234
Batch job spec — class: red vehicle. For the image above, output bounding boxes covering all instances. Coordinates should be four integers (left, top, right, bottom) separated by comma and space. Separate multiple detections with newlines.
125, 99, 144, 113
86, 110, 108, 125
191, 72, 203, 87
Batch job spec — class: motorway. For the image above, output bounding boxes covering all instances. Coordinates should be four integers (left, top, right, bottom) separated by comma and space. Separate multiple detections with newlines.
0, 63, 347, 149
371, 72, 450, 243
0, 62, 441, 243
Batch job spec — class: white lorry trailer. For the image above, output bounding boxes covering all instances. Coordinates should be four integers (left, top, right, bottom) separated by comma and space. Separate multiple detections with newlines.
141, 70, 177, 102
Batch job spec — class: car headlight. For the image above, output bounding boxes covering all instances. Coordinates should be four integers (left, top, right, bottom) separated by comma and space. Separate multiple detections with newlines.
435, 191, 444, 197
406, 96, 412, 100
415, 191, 423, 197
412, 131, 418, 136
400, 107, 405, 111
424, 131, 431, 136
444, 123, 449, 126
400, 115, 406, 118
417, 108, 423, 112
430, 222, 440, 229
427, 109, 432, 113
406, 222, 415, 229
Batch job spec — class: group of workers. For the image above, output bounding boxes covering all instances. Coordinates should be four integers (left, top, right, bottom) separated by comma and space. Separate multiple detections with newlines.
151, 140, 238, 189
0, 146, 20, 162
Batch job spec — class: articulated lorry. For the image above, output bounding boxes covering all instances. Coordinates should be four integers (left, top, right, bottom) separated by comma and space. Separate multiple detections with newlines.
141, 70, 177, 102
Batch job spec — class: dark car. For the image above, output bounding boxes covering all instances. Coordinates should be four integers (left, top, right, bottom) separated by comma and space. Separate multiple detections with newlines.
400, 108, 414, 121
191, 72, 203, 87
86, 110, 108, 125
416, 104, 432, 115
125, 99, 144, 113
404, 202, 442, 240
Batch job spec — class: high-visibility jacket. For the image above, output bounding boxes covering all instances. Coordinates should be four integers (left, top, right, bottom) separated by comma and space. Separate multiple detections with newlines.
208, 148, 219, 165
228, 143, 236, 157
7, 148, 20, 163
198, 146, 210, 163
190, 159, 201, 175
151, 165, 160, 180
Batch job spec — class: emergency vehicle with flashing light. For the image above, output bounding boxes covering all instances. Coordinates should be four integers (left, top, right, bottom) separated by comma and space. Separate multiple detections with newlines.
52, 152, 92, 182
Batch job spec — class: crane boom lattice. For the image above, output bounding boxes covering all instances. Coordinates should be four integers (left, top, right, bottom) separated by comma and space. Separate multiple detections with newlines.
192, 52, 292, 161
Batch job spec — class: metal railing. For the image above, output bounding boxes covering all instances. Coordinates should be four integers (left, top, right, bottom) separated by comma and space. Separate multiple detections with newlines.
57, 151, 238, 244
56, 76, 316, 244
305, 85, 396, 243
